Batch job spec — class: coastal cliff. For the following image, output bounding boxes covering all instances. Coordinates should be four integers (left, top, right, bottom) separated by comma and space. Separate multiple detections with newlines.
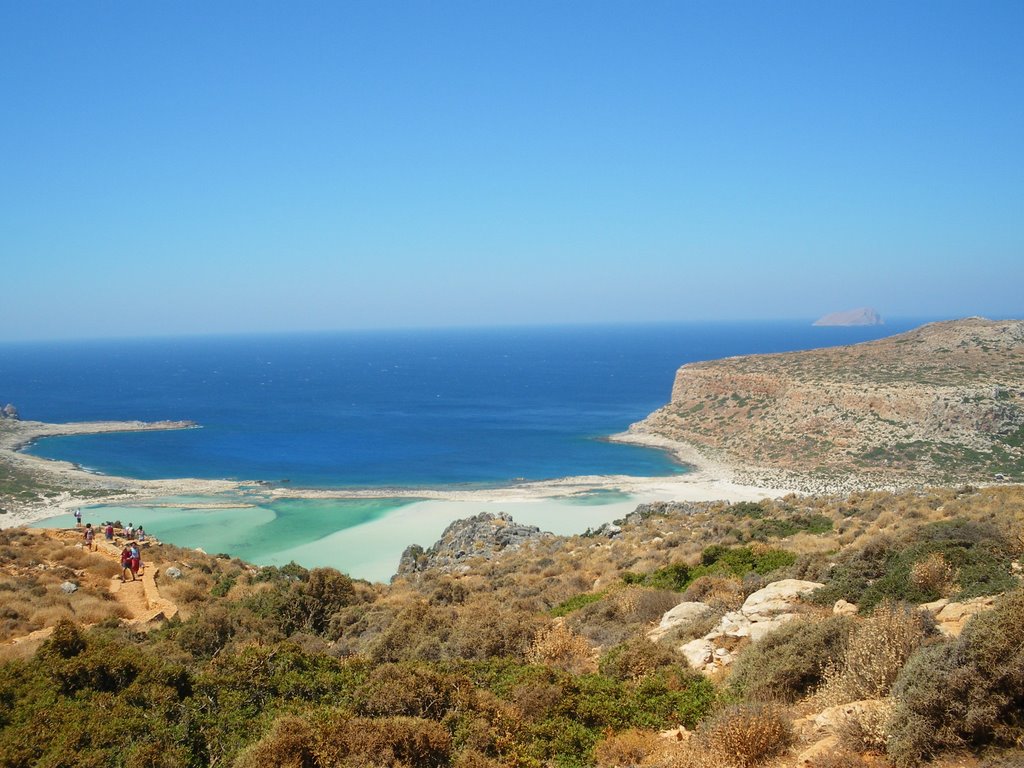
631, 318, 1024, 487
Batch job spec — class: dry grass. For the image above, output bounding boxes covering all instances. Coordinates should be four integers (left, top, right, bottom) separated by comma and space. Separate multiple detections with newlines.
594, 729, 672, 767
696, 704, 794, 768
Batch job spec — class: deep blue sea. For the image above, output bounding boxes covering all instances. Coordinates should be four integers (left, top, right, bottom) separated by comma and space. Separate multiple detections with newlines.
0, 321, 926, 488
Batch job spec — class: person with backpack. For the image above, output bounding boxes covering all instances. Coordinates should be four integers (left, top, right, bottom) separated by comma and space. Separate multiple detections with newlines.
104, 523, 114, 541
74, 509, 82, 527
83, 523, 95, 552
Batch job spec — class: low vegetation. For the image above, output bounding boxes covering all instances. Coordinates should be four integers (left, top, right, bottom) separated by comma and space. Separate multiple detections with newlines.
0, 484, 1022, 767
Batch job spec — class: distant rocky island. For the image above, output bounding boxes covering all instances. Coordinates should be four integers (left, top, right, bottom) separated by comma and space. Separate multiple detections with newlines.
631, 317, 1024, 489
812, 307, 883, 326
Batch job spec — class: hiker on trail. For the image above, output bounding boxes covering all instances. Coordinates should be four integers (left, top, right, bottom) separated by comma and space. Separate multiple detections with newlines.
125, 523, 134, 540
74, 509, 82, 527
129, 543, 141, 579
137, 526, 146, 543
83, 523, 95, 551
104, 523, 114, 541
120, 545, 134, 581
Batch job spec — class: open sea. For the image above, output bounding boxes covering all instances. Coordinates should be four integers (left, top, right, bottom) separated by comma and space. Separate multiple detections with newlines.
2, 320, 927, 579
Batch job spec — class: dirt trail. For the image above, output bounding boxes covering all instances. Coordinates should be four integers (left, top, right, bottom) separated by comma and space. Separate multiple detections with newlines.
5, 529, 179, 648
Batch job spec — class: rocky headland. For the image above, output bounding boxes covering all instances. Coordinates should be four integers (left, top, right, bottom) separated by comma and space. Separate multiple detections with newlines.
629, 317, 1024, 491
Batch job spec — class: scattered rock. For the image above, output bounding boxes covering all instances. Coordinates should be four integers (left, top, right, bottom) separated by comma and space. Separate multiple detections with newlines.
741, 579, 824, 622
677, 579, 824, 675
919, 598, 949, 614
933, 595, 998, 636
796, 735, 839, 766
60, 581, 78, 594
833, 598, 858, 616
810, 699, 891, 735
647, 601, 713, 641
165, 567, 183, 579
679, 638, 714, 668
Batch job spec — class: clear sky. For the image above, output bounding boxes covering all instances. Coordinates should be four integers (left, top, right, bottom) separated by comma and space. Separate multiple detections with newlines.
1, 1, 1021, 340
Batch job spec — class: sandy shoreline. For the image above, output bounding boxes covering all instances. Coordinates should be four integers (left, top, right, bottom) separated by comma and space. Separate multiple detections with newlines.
0, 418, 794, 533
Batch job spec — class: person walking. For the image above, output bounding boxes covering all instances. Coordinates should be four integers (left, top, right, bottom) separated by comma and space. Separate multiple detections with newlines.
120, 545, 134, 582
83, 523, 95, 552
74, 509, 82, 527
104, 523, 114, 542
129, 543, 141, 580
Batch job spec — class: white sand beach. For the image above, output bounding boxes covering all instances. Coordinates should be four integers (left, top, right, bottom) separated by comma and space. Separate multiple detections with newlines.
4, 418, 796, 581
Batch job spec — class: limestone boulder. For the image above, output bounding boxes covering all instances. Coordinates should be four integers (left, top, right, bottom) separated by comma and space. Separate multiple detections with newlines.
833, 599, 858, 616
679, 638, 714, 669
741, 579, 824, 622
648, 601, 713, 642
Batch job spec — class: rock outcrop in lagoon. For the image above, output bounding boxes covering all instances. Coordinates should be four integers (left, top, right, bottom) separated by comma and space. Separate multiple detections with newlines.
396, 511, 551, 578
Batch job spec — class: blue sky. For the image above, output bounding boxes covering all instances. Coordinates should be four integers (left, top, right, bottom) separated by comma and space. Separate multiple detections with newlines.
1, 1, 1022, 340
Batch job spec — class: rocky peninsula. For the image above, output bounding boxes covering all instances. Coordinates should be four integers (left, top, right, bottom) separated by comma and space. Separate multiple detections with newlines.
629, 317, 1024, 491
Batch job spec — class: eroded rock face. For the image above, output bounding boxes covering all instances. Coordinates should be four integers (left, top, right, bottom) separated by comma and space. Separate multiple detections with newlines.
394, 512, 551, 579
919, 594, 998, 636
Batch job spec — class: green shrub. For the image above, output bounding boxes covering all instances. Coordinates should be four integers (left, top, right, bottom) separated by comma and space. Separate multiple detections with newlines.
729, 616, 853, 703
623, 546, 796, 593
814, 520, 1018, 611
887, 590, 1024, 767
549, 591, 605, 617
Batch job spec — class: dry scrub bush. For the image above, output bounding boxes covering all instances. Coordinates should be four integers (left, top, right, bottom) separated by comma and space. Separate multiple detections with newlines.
234, 711, 452, 768
314, 713, 452, 768
834, 700, 893, 754
886, 589, 1024, 767
569, 587, 682, 648
232, 714, 315, 768
696, 704, 794, 768
819, 601, 930, 704
599, 637, 685, 681
681, 576, 745, 610
593, 729, 669, 767
527, 621, 596, 674
909, 552, 954, 595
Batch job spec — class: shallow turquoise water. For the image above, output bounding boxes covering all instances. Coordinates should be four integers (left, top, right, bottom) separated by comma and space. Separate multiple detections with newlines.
36, 497, 410, 566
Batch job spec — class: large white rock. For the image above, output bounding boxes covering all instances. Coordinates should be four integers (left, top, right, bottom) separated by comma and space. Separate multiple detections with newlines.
648, 601, 713, 641
741, 579, 824, 622
679, 638, 714, 669
748, 614, 799, 642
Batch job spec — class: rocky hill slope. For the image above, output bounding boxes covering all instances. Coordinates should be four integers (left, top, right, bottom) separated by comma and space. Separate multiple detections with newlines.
631, 318, 1024, 487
